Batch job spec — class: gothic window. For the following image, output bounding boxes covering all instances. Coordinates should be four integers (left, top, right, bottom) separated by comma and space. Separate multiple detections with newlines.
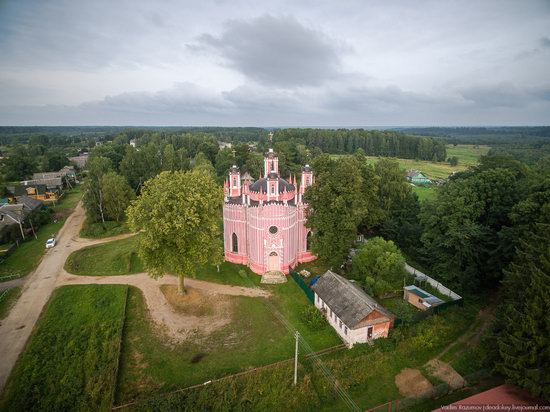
306, 231, 312, 251
270, 161, 274, 171
233, 178, 237, 186
306, 177, 310, 185
271, 185, 275, 194
232, 233, 238, 253
269, 226, 278, 235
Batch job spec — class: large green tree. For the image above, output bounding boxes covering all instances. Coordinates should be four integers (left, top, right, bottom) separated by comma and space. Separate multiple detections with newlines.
350, 237, 407, 296
126, 170, 223, 294
101, 172, 135, 222
494, 224, 550, 400
304, 155, 368, 267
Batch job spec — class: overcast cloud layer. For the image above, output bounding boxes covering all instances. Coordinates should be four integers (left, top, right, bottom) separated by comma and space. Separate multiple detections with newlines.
0, 0, 549, 126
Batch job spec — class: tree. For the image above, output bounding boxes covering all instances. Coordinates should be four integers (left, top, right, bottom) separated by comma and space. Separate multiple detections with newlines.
192, 152, 216, 177
494, 224, 550, 400
2, 147, 37, 180
373, 158, 412, 220
448, 156, 459, 166
161, 144, 176, 172
126, 170, 223, 295
304, 155, 367, 267
83, 156, 113, 223
101, 172, 135, 222
350, 237, 406, 296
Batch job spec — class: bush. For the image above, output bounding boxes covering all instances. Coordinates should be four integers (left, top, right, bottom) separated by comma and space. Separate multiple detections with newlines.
301, 305, 327, 331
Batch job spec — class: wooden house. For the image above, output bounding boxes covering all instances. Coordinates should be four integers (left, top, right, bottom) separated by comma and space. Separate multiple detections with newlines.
311, 271, 394, 348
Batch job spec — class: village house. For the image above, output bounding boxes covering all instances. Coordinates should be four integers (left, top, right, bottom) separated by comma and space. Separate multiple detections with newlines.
406, 169, 431, 186
311, 271, 394, 348
0, 196, 43, 242
69, 153, 89, 169
403, 285, 444, 311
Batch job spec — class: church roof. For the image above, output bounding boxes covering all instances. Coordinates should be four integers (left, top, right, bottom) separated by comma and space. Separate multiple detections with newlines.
249, 176, 294, 193
311, 271, 393, 328
265, 148, 277, 158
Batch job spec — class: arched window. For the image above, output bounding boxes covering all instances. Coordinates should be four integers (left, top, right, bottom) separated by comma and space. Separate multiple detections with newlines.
306, 231, 312, 251
232, 233, 238, 253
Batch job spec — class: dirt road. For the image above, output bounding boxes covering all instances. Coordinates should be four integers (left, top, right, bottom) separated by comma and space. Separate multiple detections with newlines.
0, 202, 133, 391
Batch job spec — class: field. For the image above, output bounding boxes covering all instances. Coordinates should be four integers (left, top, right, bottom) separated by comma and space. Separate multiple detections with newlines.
65, 236, 143, 276
412, 185, 437, 202
0, 285, 128, 412
116, 280, 340, 404
446, 144, 490, 166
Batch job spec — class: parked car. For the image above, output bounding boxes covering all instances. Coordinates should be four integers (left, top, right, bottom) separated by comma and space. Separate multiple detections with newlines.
45, 237, 56, 249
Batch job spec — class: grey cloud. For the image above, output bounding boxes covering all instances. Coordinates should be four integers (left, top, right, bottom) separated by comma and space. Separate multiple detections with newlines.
195, 15, 344, 87
540, 36, 550, 48
459, 83, 550, 107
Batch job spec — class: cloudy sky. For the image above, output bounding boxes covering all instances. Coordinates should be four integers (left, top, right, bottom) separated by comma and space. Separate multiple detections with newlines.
0, 0, 549, 126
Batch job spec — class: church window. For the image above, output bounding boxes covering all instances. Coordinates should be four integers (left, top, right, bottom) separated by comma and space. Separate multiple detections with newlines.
233, 178, 237, 186
232, 233, 238, 253
269, 226, 278, 235
344, 326, 348, 335
306, 231, 312, 251
271, 185, 275, 194
339, 320, 342, 328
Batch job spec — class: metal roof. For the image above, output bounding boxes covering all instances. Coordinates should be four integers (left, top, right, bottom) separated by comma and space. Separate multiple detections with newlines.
311, 270, 393, 328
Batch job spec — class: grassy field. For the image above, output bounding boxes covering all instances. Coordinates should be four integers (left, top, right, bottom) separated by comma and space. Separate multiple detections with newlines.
65, 236, 143, 276
0, 285, 128, 412
123, 301, 481, 411
116, 280, 340, 404
333, 144, 490, 181
412, 185, 437, 202
80, 219, 131, 239
0, 287, 22, 319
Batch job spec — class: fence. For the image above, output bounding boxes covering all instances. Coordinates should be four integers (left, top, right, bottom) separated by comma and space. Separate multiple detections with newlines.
405, 263, 462, 301
290, 271, 314, 303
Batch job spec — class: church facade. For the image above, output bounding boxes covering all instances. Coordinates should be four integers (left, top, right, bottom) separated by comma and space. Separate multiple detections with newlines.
223, 146, 316, 275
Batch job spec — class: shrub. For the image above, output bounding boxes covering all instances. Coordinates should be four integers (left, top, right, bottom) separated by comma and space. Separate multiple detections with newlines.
301, 305, 327, 330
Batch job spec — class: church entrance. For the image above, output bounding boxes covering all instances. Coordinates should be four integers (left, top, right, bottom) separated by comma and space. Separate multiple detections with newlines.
267, 251, 280, 272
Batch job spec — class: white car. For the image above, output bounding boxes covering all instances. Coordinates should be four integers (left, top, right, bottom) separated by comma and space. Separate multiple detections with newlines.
45, 238, 56, 249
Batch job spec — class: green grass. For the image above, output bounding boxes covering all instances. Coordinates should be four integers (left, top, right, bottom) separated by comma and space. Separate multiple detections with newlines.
65, 236, 143, 276
446, 144, 490, 166
294, 258, 333, 276
0, 219, 66, 280
0, 285, 128, 412
116, 282, 340, 404
0, 286, 22, 319
80, 219, 131, 239
332, 144, 490, 180
412, 185, 436, 202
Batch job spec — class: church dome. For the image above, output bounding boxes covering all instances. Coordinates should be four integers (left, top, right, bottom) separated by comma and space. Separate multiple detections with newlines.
249, 177, 294, 193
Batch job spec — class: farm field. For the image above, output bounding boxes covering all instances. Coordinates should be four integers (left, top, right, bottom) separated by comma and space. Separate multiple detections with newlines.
0, 285, 128, 412
332, 144, 490, 180
412, 185, 436, 202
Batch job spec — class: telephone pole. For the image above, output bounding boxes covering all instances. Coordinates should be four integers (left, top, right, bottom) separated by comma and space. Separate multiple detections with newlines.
294, 331, 300, 386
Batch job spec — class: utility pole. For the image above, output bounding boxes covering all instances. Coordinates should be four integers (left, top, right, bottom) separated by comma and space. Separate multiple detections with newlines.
294, 331, 300, 386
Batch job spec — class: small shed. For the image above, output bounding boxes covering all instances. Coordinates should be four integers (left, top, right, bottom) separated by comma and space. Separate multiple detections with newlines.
312, 271, 394, 348
403, 285, 444, 311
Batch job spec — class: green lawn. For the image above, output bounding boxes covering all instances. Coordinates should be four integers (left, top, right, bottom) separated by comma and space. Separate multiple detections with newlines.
0, 286, 22, 319
80, 219, 131, 239
0, 285, 128, 412
65, 236, 143, 276
0, 219, 66, 280
116, 282, 340, 404
412, 185, 436, 202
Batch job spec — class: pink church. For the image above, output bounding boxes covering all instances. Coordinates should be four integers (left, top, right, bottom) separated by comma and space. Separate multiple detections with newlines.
223, 146, 316, 275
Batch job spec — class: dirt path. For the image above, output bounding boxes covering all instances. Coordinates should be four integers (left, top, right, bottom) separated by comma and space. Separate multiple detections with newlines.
0, 203, 137, 391
57, 272, 270, 343
0, 278, 24, 292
